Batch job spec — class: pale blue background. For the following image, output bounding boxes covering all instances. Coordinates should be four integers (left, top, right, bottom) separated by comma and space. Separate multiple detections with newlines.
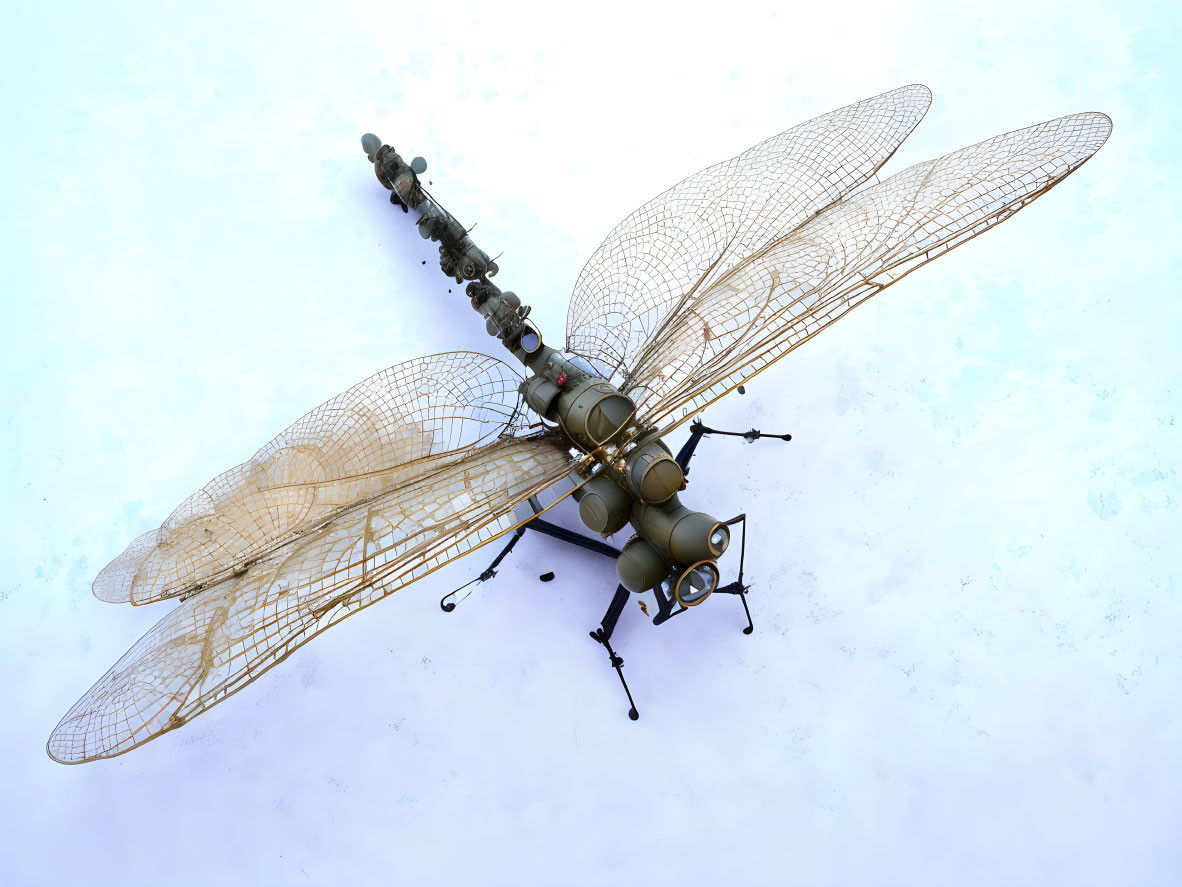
2, 1, 1179, 884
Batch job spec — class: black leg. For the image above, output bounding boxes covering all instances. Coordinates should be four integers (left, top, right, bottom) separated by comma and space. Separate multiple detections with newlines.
590, 584, 640, 720
712, 513, 754, 635
738, 590, 754, 635
440, 527, 526, 611
441, 502, 621, 612
524, 518, 620, 560
597, 584, 630, 641
692, 420, 793, 443
524, 519, 643, 718
650, 579, 682, 625
675, 423, 707, 474
439, 504, 645, 719
676, 418, 792, 476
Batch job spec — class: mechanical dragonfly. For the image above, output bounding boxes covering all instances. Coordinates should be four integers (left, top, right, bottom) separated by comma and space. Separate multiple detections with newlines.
49, 85, 1110, 763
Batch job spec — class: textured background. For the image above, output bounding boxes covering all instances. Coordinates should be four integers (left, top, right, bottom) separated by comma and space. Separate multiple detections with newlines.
2, 1, 1178, 884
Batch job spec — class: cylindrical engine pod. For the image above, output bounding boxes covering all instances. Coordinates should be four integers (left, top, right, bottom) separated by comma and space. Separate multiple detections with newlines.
554, 380, 635, 450
671, 511, 729, 564
616, 538, 669, 593
521, 374, 561, 416
575, 473, 633, 535
631, 501, 730, 565
623, 439, 683, 505
476, 289, 524, 340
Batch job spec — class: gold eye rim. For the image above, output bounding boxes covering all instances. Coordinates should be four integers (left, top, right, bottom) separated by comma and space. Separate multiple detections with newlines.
518, 325, 543, 353
673, 559, 719, 608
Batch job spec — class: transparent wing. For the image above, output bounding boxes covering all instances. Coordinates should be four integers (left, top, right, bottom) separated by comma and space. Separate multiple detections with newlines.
95, 351, 531, 605
49, 435, 578, 764
565, 84, 932, 382
623, 111, 1112, 434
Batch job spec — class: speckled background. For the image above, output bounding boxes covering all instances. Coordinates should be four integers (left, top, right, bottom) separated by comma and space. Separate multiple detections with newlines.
3, 1, 1177, 884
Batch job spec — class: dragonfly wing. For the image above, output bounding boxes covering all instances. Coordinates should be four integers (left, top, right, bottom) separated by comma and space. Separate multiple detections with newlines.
623, 111, 1112, 433
49, 435, 578, 763
565, 84, 931, 382
95, 351, 531, 605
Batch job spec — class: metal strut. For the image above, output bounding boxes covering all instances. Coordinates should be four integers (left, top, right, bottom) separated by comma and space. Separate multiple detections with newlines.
712, 513, 754, 635
439, 493, 757, 718
441, 509, 623, 613
440, 508, 648, 719
590, 604, 640, 721
439, 526, 527, 611
675, 419, 793, 475
440, 490, 627, 611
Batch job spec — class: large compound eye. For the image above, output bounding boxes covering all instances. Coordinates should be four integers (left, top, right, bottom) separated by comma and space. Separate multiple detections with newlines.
674, 561, 719, 607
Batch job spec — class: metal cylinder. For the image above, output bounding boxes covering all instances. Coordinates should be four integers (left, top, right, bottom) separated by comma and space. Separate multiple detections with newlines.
521, 374, 561, 417
631, 501, 729, 566
669, 511, 730, 564
616, 538, 668, 593
577, 473, 633, 535
624, 439, 683, 504
555, 380, 635, 449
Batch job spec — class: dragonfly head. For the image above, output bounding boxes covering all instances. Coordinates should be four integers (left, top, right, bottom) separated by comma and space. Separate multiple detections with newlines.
615, 502, 730, 606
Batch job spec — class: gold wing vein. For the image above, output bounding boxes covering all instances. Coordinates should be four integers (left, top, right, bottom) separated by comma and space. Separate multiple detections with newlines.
622, 111, 1112, 434
49, 435, 578, 764
95, 351, 531, 605
565, 84, 932, 382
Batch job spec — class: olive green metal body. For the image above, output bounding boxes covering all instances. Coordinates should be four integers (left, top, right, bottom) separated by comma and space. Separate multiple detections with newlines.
364, 136, 729, 603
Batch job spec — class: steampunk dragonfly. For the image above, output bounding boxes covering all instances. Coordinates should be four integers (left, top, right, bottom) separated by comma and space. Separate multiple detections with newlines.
49, 85, 1110, 763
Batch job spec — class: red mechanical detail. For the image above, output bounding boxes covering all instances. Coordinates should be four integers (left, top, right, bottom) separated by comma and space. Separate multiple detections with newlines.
556, 372, 568, 387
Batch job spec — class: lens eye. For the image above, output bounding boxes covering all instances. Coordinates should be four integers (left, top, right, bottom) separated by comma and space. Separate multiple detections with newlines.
520, 330, 541, 352
674, 561, 718, 607
708, 525, 730, 556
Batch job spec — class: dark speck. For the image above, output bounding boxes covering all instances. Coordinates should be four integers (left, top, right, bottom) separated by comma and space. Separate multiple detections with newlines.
539, 572, 555, 582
